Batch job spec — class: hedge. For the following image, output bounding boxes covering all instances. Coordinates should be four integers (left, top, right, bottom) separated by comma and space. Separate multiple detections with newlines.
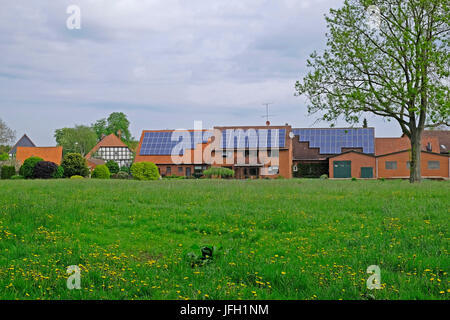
106, 160, 120, 174
1, 165, 16, 179
92, 164, 111, 179
130, 162, 160, 181
203, 167, 235, 178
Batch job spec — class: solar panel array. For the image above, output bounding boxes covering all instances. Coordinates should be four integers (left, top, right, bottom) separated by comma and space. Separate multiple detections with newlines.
220, 129, 286, 149
292, 128, 375, 154
140, 131, 211, 156
139, 129, 287, 155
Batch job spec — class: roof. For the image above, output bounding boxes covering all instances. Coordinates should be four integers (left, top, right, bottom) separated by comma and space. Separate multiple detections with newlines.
292, 128, 375, 154
86, 134, 129, 159
376, 148, 449, 158
15, 146, 63, 165
376, 135, 440, 155
422, 130, 450, 154
87, 158, 106, 169
328, 150, 376, 159
9, 134, 36, 155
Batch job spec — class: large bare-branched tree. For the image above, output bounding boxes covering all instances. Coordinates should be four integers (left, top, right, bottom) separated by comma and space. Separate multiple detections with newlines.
296, 0, 449, 183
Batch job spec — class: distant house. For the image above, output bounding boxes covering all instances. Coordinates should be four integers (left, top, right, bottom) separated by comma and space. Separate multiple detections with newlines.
85, 133, 133, 169
15, 146, 63, 165
9, 134, 36, 157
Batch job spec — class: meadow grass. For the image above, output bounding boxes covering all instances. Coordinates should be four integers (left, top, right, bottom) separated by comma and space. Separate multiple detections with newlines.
0, 179, 448, 300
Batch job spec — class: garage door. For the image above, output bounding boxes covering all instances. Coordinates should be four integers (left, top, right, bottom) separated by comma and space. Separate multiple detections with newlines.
361, 167, 374, 178
333, 161, 351, 178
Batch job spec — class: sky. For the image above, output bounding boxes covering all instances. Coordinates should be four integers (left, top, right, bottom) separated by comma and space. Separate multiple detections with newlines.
0, 0, 404, 146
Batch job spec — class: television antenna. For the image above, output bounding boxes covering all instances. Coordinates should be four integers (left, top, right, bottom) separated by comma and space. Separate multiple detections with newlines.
261, 102, 275, 125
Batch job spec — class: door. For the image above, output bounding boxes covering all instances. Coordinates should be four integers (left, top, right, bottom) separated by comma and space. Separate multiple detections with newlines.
333, 161, 351, 178
361, 167, 373, 178
186, 167, 191, 177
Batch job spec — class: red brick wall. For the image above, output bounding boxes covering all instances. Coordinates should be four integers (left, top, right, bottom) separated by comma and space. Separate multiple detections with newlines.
329, 152, 376, 178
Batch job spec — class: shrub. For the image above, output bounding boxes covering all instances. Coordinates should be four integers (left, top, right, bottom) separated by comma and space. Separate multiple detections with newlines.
203, 167, 234, 178
320, 174, 328, 180
1, 165, 16, 179
351, 177, 357, 181
0, 153, 9, 161
70, 175, 84, 180
130, 162, 160, 181
19, 156, 43, 179
52, 166, 64, 179
111, 171, 130, 179
106, 160, 120, 174
92, 164, 111, 179
33, 161, 59, 179
120, 166, 131, 174
11, 175, 24, 180
164, 174, 186, 180
61, 153, 89, 178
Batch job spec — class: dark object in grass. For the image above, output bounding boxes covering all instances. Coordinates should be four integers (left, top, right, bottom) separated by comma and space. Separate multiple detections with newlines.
186, 245, 221, 267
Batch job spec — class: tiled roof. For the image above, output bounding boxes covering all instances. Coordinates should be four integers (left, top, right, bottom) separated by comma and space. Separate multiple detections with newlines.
423, 130, 450, 154
15, 146, 63, 165
9, 134, 36, 155
86, 134, 129, 159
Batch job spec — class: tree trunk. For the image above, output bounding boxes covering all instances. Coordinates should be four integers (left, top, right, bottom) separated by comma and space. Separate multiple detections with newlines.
409, 130, 422, 183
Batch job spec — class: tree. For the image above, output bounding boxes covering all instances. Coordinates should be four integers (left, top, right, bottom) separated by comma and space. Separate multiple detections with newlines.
33, 161, 59, 179
0, 118, 16, 146
295, 0, 449, 183
105, 160, 119, 174
92, 164, 111, 179
92, 112, 133, 143
61, 153, 89, 178
54, 125, 98, 156
130, 162, 160, 181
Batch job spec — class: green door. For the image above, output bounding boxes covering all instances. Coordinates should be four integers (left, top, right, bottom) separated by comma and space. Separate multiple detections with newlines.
333, 161, 351, 178
361, 167, 373, 178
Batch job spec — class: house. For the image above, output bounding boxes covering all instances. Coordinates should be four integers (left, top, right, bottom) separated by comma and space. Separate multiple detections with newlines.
9, 134, 36, 157
85, 133, 133, 169
15, 146, 63, 165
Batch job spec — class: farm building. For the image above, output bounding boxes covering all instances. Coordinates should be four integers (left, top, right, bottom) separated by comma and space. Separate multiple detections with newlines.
15, 146, 63, 165
85, 133, 134, 169
9, 134, 36, 157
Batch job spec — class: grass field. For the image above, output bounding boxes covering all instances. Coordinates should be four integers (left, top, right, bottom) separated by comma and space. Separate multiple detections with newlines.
0, 179, 448, 300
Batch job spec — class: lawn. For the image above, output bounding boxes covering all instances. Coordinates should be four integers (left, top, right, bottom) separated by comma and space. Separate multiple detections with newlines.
0, 179, 448, 300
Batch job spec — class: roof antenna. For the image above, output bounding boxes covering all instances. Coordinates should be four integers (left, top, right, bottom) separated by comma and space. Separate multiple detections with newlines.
261, 102, 274, 126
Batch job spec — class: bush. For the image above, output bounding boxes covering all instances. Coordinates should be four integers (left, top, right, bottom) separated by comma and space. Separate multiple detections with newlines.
130, 162, 160, 181
19, 156, 43, 179
351, 177, 357, 181
293, 163, 329, 178
106, 160, 120, 174
0, 153, 9, 161
33, 161, 59, 179
92, 164, 111, 179
61, 153, 89, 178
203, 167, 235, 178
320, 174, 328, 180
70, 175, 84, 180
1, 165, 16, 179
53, 166, 64, 179
164, 174, 186, 180
11, 175, 24, 180
120, 166, 131, 174
111, 171, 130, 179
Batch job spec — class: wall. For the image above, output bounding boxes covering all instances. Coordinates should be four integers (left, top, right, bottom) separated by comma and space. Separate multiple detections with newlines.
329, 152, 376, 178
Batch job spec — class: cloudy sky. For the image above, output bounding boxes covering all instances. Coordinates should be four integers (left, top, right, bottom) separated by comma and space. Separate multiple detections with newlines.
0, 0, 403, 146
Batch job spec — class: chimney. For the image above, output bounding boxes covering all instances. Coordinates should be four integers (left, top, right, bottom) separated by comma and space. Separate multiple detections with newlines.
117, 130, 122, 140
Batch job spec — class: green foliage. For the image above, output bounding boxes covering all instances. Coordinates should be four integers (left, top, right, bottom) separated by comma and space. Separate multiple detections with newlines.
0, 152, 9, 161
0, 118, 16, 145
186, 245, 222, 268
320, 174, 329, 180
10, 175, 24, 180
111, 171, 130, 180
92, 112, 133, 143
52, 166, 64, 179
70, 175, 84, 180
19, 156, 43, 179
203, 167, 235, 178
106, 160, 120, 174
130, 162, 160, 181
61, 153, 89, 178
54, 125, 98, 156
92, 164, 111, 179
164, 174, 186, 180
1, 165, 16, 179
119, 166, 131, 174
33, 161, 59, 179
351, 177, 357, 181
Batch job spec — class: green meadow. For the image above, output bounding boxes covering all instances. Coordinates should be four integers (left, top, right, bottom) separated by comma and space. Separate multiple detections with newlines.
0, 179, 448, 300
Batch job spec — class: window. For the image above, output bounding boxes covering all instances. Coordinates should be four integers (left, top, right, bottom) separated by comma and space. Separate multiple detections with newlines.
178, 167, 183, 173
166, 167, 171, 175
428, 161, 440, 169
385, 161, 397, 170
186, 167, 192, 177
406, 161, 411, 169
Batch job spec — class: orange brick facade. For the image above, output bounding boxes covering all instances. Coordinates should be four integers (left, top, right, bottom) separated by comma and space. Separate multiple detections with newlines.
329, 152, 376, 178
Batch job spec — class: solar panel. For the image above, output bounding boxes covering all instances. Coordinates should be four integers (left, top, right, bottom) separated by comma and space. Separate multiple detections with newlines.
220, 129, 286, 149
292, 128, 374, 154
